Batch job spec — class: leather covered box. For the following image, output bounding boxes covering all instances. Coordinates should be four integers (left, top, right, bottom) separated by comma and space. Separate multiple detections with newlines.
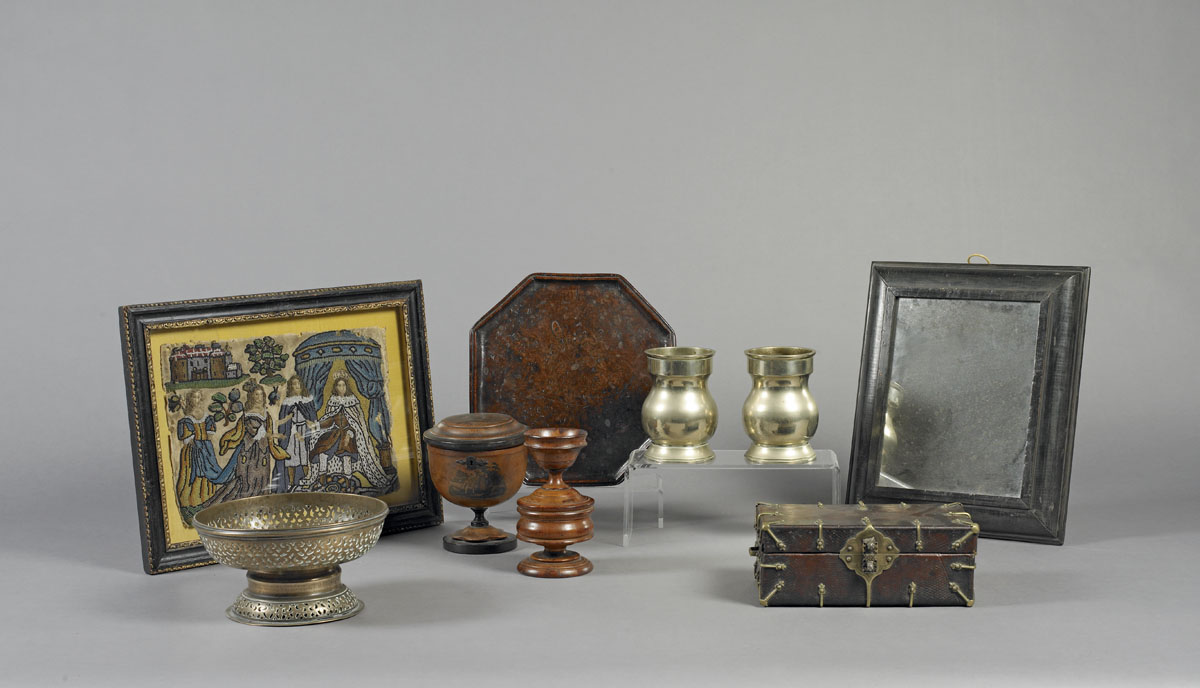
750, 502, 978, 607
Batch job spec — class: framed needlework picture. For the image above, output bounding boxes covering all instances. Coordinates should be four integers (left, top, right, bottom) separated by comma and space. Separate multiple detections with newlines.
120, 281, 441, 574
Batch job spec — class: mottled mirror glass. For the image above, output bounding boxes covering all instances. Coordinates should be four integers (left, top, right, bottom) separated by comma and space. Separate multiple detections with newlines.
876, 297, 1040, 498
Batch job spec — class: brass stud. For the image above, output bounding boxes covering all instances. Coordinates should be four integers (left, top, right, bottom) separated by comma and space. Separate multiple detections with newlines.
949, 582, 975, 607
759, 581, 785, 607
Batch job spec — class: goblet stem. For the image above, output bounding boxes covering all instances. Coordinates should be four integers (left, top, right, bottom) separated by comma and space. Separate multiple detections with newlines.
470, 507, 490, 529
544, 469, 567, 490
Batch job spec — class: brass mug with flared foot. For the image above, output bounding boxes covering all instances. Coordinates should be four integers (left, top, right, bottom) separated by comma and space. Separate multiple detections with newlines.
641, 347, 718, 463
742, 347, 819, 463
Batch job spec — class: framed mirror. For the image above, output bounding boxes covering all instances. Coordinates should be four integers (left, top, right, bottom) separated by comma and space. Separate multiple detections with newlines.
846, 262, 1090, 544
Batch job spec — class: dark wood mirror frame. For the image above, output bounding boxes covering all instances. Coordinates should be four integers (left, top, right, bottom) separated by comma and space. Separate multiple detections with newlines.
846, 262, 1090, 544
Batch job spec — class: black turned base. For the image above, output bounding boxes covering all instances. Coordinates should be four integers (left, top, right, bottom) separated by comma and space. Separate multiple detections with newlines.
443, 533, 518, 554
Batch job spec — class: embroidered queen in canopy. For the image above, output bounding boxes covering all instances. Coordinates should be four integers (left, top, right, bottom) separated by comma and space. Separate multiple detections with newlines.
309, 373, 391, 491
291, 329, 397, 496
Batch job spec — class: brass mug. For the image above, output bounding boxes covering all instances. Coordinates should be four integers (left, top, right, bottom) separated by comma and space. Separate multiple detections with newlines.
742, 347, 818, 463
641, 347, 717, 463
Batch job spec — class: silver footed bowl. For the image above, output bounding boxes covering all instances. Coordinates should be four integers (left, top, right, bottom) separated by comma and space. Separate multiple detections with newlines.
193, 493, 388, 627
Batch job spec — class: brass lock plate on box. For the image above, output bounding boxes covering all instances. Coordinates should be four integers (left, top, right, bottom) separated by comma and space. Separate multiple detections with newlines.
839, 518, 898, 608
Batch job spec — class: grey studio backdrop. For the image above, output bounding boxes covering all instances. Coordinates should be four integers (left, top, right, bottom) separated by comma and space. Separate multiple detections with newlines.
1, 2, 1198, 686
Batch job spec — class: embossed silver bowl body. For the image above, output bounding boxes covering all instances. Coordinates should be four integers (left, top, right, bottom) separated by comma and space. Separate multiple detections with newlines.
742, 346, 818, 463
641, 347, 718, 463
193, 493, 388, 626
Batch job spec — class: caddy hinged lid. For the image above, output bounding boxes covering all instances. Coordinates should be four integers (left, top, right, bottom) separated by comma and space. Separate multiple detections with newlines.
423, 413, 528, 452
754, 502, 979, 555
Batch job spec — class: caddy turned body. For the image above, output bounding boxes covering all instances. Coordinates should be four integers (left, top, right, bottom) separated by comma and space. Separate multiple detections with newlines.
751, 502, 978, 607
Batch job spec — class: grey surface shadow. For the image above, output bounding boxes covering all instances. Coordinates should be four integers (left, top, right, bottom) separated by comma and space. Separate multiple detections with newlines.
349, 578, 499, 627
593, 552, 732, 577
1059, 499, 1200, 546
700, 568, 1084, 609
3, 520, 138, 576
90, 568, 230, 623
978, 570, 1086, 607
429, 546, 700, 578
0, 470, 140, 575
369, 523, 532, 573
428, 545, 533, 574
89, 576, 499, 628
704, 567, 758, 607
624, 505, 756, 535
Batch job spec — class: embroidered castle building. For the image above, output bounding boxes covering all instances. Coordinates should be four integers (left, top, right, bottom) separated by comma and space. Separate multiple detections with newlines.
169, 342, 242, 383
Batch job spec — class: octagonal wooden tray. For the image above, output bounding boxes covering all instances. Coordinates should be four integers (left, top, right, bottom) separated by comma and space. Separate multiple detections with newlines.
470, 273, 674, 486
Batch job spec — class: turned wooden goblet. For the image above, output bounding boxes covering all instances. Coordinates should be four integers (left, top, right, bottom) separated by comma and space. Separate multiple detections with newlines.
516, 428, 594, 578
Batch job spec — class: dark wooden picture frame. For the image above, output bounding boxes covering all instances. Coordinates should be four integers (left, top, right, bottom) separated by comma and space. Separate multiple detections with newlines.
846, 262, 1089, 544
120, 281, 441, 574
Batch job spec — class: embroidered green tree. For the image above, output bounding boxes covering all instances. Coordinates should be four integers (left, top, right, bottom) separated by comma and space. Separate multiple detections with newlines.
208, 388, 243, 425
245, 336, 289, 383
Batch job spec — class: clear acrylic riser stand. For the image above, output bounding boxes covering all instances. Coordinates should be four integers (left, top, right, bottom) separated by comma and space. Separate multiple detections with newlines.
617, 444, 840, 546
487, 445, 839, 547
